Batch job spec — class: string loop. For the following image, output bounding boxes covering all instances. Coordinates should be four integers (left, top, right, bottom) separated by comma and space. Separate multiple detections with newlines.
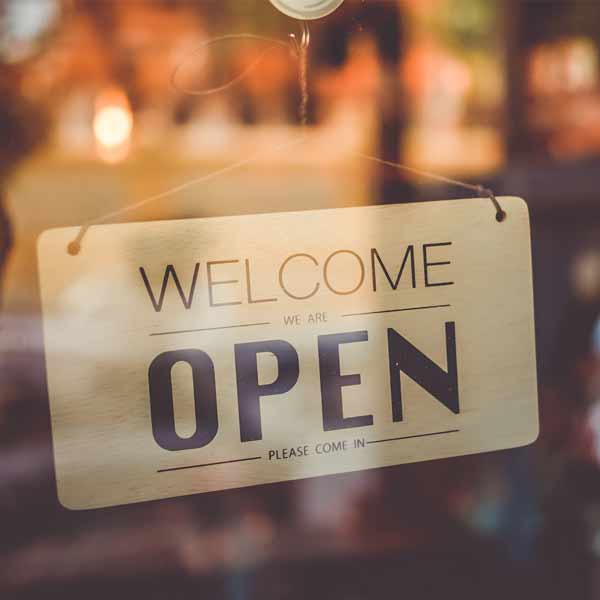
171, 33, 299, 97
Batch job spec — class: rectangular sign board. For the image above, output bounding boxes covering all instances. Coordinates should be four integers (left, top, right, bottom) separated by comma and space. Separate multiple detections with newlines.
38, 197, 538, 510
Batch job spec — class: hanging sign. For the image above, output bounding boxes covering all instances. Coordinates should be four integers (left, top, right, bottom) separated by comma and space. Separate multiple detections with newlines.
38, 198, 538, 510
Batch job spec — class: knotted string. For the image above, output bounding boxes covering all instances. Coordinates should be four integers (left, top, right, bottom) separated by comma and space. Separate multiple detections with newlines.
67, 22, 504, 255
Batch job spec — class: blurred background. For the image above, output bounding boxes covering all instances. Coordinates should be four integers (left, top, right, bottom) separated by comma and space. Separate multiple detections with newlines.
1, 0, 600, 598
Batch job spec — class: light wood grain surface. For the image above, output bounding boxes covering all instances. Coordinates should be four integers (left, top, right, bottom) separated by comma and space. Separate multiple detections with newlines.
38, 197, 538, 510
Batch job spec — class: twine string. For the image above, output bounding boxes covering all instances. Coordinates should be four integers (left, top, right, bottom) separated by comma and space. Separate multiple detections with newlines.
171, 32, 301, 97
298, 22, 310, 126
67, 23, 504, 255
66, 134, 309, 256
355, 153, 506, 223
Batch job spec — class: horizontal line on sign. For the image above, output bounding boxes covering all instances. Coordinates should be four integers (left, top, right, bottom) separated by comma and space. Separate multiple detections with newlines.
158, 456, 262, 473
342, 304, 451, 318
150, 322, 271, 337
367, 429, 460, 445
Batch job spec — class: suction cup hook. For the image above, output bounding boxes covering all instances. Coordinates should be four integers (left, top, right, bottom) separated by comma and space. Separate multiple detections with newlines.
269, 0, 346, 21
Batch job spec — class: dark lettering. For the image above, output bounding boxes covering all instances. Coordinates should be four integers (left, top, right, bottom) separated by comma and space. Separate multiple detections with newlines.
279, 254, 320, 300
423, 242, 454, 287
207, 260, 242, 307
235, 340, 300, 442
140, 264, 200, 312
318, 331, 373, 431
324, 250, 365, 296
371, 247, 416, 291
148, 349, 219, 451
388, 322, 459, 422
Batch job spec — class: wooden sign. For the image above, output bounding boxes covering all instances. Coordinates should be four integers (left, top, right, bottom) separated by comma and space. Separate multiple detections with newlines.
38, 197, 538, 510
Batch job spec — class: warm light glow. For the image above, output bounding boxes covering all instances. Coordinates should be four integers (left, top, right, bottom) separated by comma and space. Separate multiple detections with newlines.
93, 88, 133, 162
94, 106, 133, 148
